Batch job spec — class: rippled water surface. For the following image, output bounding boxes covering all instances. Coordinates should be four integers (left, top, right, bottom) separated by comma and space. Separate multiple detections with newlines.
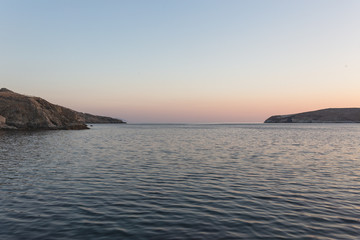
1, 124, 360, 239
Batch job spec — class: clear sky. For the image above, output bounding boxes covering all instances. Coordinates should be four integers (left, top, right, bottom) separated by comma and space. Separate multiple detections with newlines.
1, 0, 360, 123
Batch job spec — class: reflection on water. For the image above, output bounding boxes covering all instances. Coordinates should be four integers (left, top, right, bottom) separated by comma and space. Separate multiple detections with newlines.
1, 124, 360, 239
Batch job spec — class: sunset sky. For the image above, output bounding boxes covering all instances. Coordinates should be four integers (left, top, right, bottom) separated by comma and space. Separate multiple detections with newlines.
1, 0, 360, 123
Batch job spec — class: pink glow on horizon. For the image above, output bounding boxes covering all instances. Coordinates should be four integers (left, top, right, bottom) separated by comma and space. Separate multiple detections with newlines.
59, 92, 360, 123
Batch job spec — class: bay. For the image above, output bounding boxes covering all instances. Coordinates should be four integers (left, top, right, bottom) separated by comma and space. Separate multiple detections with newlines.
1, 124, 360, 239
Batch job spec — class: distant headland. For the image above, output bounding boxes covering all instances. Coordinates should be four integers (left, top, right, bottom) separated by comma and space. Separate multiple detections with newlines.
265, 108, 360, 123
0, 88, 126, 130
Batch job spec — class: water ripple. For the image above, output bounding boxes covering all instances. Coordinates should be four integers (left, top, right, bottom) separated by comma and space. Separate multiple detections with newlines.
1, 124, 360, 239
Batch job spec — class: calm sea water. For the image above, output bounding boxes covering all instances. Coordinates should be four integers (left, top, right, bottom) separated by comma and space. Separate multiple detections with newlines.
1, 124, 360, 239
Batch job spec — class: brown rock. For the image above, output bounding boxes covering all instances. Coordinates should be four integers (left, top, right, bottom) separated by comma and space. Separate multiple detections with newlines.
265, 108, 360, 123
0, 88, 125, 130
0, 115, 5, 124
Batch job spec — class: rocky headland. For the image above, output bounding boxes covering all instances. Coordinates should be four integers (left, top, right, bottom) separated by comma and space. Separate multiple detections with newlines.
82, 112, 125, 124
0, 88, 125, 130
265, 108, 360, 123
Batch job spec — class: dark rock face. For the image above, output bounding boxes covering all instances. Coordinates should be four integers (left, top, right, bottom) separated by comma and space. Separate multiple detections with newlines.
265, 108, 360, 123
0, 88, 125, 130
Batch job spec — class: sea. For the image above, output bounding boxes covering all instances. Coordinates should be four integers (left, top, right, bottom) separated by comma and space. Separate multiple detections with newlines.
1, 123, 360, 240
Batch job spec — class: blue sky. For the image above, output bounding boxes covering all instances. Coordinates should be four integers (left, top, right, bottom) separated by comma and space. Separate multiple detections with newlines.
1, 0, 360, 123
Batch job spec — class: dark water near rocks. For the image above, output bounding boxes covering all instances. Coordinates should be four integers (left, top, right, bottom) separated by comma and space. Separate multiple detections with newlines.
1, 124, 360, 239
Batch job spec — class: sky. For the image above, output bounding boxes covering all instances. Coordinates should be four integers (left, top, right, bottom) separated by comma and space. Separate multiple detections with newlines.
1, 0, 360, 123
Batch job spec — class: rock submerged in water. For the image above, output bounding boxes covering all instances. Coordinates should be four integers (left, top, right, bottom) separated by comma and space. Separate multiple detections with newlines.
264, 108, 360, 123
0, 88, 125, 130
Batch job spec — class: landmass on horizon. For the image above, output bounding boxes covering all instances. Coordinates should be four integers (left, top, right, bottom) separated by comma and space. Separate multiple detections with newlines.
0, 88, 125, 130
265, 108, 360, 123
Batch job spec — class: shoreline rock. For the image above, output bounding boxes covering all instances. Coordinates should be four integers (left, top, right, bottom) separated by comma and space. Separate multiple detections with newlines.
0, 88, 125, 130
264, 108, 360, 123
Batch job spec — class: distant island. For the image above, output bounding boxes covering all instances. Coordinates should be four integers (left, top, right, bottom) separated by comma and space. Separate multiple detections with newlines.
265, 108, 360, 123
0, 88, 125, 130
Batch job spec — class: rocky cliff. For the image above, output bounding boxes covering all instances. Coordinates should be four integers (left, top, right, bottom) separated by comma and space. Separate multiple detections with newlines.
265, 108, 360, 123
82, 113, 125, 124
0, 88, 125, 130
